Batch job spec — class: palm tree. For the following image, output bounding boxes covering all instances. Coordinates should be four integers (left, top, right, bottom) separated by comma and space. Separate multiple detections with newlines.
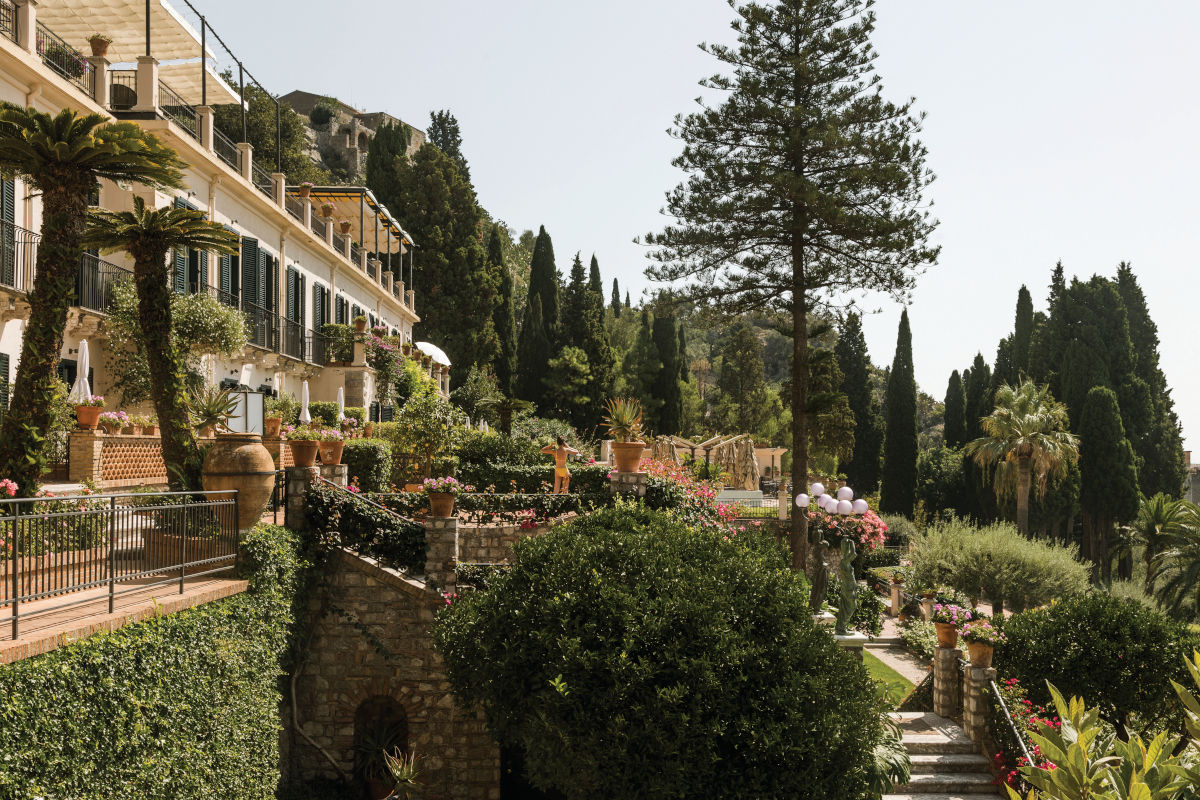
964, 380, 1079, 536
1132, 493, 1198, 592
1152, 520, 1200, 621
84, 197, 238, 490
0, 105, 184, 494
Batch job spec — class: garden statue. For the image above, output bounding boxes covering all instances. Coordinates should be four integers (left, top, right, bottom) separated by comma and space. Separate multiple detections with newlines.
835, 538, 858, 635
809, 539, 830, 612
540, 436, 580, 494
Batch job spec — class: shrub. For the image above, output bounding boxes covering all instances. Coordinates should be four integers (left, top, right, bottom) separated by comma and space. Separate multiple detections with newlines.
880, 513, 919, 547
342, 438, 391, 492
454, 429, 543, 469
435, 505, 885, 800
910, 518, 1089, 613
345, 406, 366, 427
510, 414, 586, 451
306, 481, 425, 572
829, 577, 885, 636
856, 545, 901, 579
0, 524, 302, 798
994, 592, 1195, 730
306, 401, 339, 427
457, 463, 610, 494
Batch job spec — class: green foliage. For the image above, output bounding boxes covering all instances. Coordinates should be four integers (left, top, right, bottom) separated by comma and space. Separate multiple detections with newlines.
0, 523, 302, 798
557, 253, 613, 428
454, 429, 543, 469
829, 577, 886, 636
544, 346, 593, 431
264, 392, 300, 424
711, 318, 779, 437
306, 401, 340, 427
435, 505, 884, 800
427, 109, 470, 181
995, 592, 1195, 730
1079, 386, 1140, 575
383, 391, 467, 479
487, 225, 517, 395
456, 463, 610, 495
856, 546, 901, 579
943, 370, 967, 448
214, 82, 330, 185
307, 96, 339, 126
515, 295, 553, 408
881, 310, 918, 516
619, 309, 666, 429
510, 414, 586, 452
880, 513, 920, 546
837, 312, 883, 493
306, 482, 425, 572
916, 444, 967, 520
651, 314, 682, 435
901, 620, 945, 661
342, 438, 392, 492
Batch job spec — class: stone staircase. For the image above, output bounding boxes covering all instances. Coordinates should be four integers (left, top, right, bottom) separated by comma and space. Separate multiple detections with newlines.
885, 712, 999, 800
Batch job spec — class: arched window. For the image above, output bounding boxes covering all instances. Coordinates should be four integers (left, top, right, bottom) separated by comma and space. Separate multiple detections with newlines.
357, 131, 369, 150
352, 696, 408, 783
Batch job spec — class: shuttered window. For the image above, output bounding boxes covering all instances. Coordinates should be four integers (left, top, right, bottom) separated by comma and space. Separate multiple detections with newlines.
172, 247, 188, 295
1, 179, 15, 286
241, 237, 259, 307
286, 266, 296, 321
312, 283, 328, 330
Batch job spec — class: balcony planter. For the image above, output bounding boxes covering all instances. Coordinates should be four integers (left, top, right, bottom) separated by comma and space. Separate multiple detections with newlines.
297, 182, 313, 198
354, 317, 368, 333
74, 405, 102, 430
320, 202, 335, 218
202, 432, 277, 533
338, 220, 352, 235
144, 424, 160, 437
88, 35, 111, 58
318, 440, 344, 465
264, 417, 283, 438
287, 440, 319, 467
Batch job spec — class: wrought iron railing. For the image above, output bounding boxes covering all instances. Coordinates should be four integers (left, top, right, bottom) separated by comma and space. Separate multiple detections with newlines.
309, 213, 327, 239
75, 252, 132, 312
280, 317, 304, 361
332, 232, 347, 254
391, 281, 400, 299
36, 22, 95, 97
244, 301, 278, 351
0, 220, 39, 294
306, 330, 332, 365
212, 126, 240, 172
350, 242, 362, 267
158, 80, 198, 140
0, 0, 18, 43
284, 193, 304, 222
251, 161, 273, 199
109, 70, 137, 110
366, 259, 376, 280
990, 677, 1035, 766
0, 490, 239, 640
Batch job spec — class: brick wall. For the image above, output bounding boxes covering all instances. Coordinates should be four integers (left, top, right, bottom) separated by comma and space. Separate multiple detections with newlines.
69, 430, 167, 486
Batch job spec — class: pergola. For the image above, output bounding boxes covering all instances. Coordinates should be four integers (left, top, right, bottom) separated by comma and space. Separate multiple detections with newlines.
306, 187, 416, 286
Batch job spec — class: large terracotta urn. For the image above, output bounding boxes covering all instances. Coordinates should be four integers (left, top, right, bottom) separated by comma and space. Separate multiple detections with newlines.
611, 441, 647, 473
201, 432, 277, 532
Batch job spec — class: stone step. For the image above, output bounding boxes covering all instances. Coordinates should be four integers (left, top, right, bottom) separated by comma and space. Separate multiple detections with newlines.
896, 772, 997, 794
902, 734, 978, 754
867, 636, 905, 647
909, 754, 992, 773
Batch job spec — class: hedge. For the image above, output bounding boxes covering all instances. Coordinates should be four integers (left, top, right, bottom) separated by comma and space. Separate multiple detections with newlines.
307, 481, 426, 572
456, 463, 610, 494
342, 438, 392, 492
0, 524, 304, 799
372, 491, 610, 525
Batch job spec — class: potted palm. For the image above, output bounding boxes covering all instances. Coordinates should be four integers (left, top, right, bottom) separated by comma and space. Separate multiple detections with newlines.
317, 428, 345, 465
189, 385, 239, 439
87, 34, 112, 58
74, 395, 105, 430
930, 603, 973, 649
285, 425, 320, 467
604, 397, 646, 473
423, 476, 469, 518
959, 619, 1004, 668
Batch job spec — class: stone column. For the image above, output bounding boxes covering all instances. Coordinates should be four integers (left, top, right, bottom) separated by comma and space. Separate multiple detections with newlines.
236, 142, 253, 182
889, 583, 903, 616
325, 218, 335, 247
344, 370, 368, 407
777, 487, 789, 521
609, 472, 647, 499
88, 56, 111, 107
319, 463, 347, 488
196, 105, 215, 152
284, 465, 319, 532
963, 665, 997, 744
933, 646, 961, 718
133, 55, 159, 113
302, 198, 312, 229
68, 429, 103, 482
424, 516, 458, 595
921, 597, 935, 621
14, 0, 37, 56
272, 172, 286, 208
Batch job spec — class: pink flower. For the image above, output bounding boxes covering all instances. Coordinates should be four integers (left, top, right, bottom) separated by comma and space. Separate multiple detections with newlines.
0, 478, 16, 497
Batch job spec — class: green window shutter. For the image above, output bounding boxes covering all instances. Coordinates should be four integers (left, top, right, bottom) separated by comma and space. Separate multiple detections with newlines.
172, 197, 187, 209
299, 274, 306, 327
173, 248, 187, 294
219, 253, 232, 296
0, 352, 9, 423
199, 250, 208, 292
286, 267, 296, 321
1, 179, 14, 287
241, 237, 259, 306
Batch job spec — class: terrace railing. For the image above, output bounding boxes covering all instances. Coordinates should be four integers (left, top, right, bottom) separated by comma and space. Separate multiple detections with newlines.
75, 252, 132, 312
36, 22, 95, 97
109, 70, 137, 111
0, 220, 40, 295
284, 193, 304, 222
158, 80, 199, 141
309, 213, 327, 239
280, 318, 304, 361
251, 161, 273, 199
0, 490, 240, 640
212, 126, 240, 172
350, 242, 362, 268
244, 301, 278, 351
0, 0, 15, 43
306, 329, 331, 365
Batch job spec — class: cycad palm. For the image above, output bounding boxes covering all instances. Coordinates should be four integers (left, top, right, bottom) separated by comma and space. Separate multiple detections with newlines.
964, 380, 1079, 536
0, 104, 184, 494
1133, 493, 1197, 592
1152, 515, 1200, 621
84, 197, 239, 490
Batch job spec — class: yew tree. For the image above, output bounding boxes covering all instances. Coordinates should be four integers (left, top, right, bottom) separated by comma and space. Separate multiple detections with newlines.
644, 0, 938, 568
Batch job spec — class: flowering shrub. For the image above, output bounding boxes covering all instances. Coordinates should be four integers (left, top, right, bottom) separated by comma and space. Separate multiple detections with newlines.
74, 395, 104, 408
99, 411, 129, 427
0, 479, 16, 497
990, 677, 1058, 790
929, 603, 972, 625
284, 426, 321, 441
802, 508, 887, 552
960, 619, 1005, 645
642, 458, 740, 533
423, 476, 473, 496
317, 428, 344, 442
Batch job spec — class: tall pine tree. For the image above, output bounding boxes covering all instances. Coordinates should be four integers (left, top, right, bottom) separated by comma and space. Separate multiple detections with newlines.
1078, 386, 1139, 579
588, 255, 603, 297
527, 226, 560, 348
488, 225, 516, 395
622, 310, 664, 428
1012, 285, 1034, 380
515, 295, 552, 409
943, 370, 966, 448
427, 110, 470, 181
611, 278, 622, 317
652, 314, 684, 434
835, 312, 883, 493
880, 309, 918, 516
559, 253, 614, 426
964, 353, 992, 438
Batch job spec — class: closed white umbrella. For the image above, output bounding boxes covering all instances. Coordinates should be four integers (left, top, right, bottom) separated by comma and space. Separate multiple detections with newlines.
299, 380, 311, 425
68, 339, 91, 403
336, 386, 345, 422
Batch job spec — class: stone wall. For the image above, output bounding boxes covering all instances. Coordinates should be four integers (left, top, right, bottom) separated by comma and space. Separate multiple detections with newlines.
456, 519, 560, 565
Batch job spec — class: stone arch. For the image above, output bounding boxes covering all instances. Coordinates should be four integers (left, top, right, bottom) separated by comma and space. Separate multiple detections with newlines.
352, 695, 409, 781
357, 131, 369, 150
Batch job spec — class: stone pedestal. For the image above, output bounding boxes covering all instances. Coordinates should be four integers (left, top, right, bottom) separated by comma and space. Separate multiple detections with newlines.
777, 488, 789, 521
608, 471, 647, 498
963, 665, 997, 744
812, 611, 835, 628
133, 55, 159, 113
933, 645, 961, 718
424, 516, 459, 595
319, 463, 348, 488
68, 429, 103, 482
921, 597, 935, 621
889, 583, 904, 616
284, 465, 319, 532
834, 631, 868, 662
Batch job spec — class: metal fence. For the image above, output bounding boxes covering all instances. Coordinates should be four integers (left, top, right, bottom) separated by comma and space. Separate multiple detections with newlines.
284, 193, 304, 222
109, 70, 137, 110
0, 220, 39, 294
350, 242, 362, 267
0, 0, 15, 42
251, 162, 273, 199
158, 80, 198, 140
36, 22, 95, 98
0, 490, 240, 640
244, 301, 278, 351
75, 252, 132, 312
309, 213, 327, 239
213, 126, 240, 172
280, 318, 304, 361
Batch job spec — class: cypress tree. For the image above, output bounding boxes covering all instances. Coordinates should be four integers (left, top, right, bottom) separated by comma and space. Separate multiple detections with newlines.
560, 253, 614, 424
625, 291, 630, 309
588, 255, 603, 297
963, 353, 992, 438
364, 122, 410, 236
652, 314, 684, 434
677, 324, 690, 383
1012, 285, 1034, 379
488, 225, 516, 395
527, 226, 560, 347
427, 109, 470, 181
880, 309, 918, 516
515, 295, 552, 409
943, 370, 967, 449
713, 320, 774, 436
622, 310, 664, 428
611, 278, 622, 317
1078, 385, 1140, 579
835, 313, 883, 493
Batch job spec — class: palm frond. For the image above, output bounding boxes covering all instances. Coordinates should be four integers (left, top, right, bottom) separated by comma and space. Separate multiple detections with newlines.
83, 195, 239, 259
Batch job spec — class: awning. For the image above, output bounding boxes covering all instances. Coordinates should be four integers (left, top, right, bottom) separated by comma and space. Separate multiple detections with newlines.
37, 0, 212, 65
305, 186, 414, 253
415, 342, 451, 367
156, 60, 241, 107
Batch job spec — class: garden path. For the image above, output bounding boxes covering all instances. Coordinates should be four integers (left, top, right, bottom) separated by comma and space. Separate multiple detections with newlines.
885, 712, 998, 799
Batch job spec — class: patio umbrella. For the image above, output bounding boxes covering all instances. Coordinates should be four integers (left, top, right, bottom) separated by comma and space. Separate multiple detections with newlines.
68, 339, 91, 403
299, 380, 311, 425
336, 387, 345, 422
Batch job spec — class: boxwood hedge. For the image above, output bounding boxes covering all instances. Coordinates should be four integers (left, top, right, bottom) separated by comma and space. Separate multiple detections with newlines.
456, 462, 610, 494
0, 524, 305, 800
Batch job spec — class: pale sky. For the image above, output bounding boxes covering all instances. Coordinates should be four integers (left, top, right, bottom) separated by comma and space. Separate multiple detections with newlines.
202, 0, 1200, 451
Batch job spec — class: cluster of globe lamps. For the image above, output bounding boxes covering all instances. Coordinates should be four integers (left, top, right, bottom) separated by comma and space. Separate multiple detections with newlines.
794, 483, 870, 516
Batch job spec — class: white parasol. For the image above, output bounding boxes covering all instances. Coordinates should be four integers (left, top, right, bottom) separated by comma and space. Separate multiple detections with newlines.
336, 386, 345, 422
299, 380, 311, 425
68, 339, 91, 403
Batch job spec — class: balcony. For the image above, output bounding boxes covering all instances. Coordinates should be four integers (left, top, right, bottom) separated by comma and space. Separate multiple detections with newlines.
35, 21, 96, 99
0, 0, 16, 43
0, 221, 130, 313
75, 252, 133, 312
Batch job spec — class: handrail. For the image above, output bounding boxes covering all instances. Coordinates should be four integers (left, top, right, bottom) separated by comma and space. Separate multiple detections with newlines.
317, 477, 420, 526
990, 677, 1035, 767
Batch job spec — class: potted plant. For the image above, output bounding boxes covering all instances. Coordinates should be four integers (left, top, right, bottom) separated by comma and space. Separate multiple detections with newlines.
98, 410, 128, 435
87, 33, 112, 58
130, 414, 154, 435
930, 603, 973, 649
353, 314, 368, 333
319, 201, 335, 218
74, 395, 105, 430
890, 570, 905, 585
317, 428, 345, 465
143, 416, 160, 436
285, 425, 320, 467
382, 750, 421, 800
338, 219, 353, 235
353, 723, 409, 800
341, 415, 359, 437
603, 397, 646, 473
422, 476, 470, 517
188, 385, 239, 438
297, 181, 314, 198
959, 619, 1005, 668
263, 395, 292, 438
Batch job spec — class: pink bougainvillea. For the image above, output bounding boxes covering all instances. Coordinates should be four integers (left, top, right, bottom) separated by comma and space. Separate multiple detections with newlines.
802, 507, 887, 552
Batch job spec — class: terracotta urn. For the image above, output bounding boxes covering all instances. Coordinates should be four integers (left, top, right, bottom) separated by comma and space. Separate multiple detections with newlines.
339, 220, 352, 234
934, 622, 959, 649
145, 424, 160, 436
88, 36, 110, 58
428, 491, 455, 517
298, 186, 311, 198
320, 203, 335, 218
354, 317, 368, 333
288, 439, 319, 467
263, 417, 283, 438
318, 440, 344, 465
75, 405, 102, 430
611, 441, 647, 473
202, 432, 278, 533
966, 641, 994, 668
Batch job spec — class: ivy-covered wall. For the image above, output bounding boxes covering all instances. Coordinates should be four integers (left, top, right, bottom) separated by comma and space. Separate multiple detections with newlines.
0, 524, 306, 800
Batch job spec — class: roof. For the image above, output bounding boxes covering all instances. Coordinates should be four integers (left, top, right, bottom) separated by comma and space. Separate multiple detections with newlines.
39, 0, 209, 64
415, 342, 450, 367
304, 186, 414, 252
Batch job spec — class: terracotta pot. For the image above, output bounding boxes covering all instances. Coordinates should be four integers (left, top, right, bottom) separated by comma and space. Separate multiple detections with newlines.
339, 221, 352, 234
365, 777, 392, 800
88, 37, 110, 58
75, 405, 102, 430
263, 417, 283, 438
202, 432, 278, 532
966, 641, 994, 668
129, 424, 144, 436
298, 186, 311, 198
921, 591, 936, 599
354, 318, 367, 332
428, 491, 455, 517
364, 422, 374, 438
99, 421, 121, 435
121, 425, 135, 435
404, 483, 423, 493
320, 204, 334, 218
612, 440, 647, 473
287, 440, 319, 467
318, 440, 344, 465
934, 622, 959, 649
145, 425, 159, 436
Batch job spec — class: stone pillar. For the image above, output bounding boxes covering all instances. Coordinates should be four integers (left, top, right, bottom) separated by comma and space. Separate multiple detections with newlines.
385, 272, 394, 294
933, 646, 961, 718
236, 142, 253, 182
963, 665, 997, 744
609, 471, 648, 499
133, 55, 159, 113
285, 465, 319, 532
424, 516, 458, 595
342, 236, 352, 260
88, 56, 111, 107
344, 370, 368, 407
319, 463, 347, 488
196, 105, 214, 152
301, 198, 312, 229
921, 597, 935, 621
272, 172, 286, 208
14, 0, 37, 55
889, 583, 903, 616
325, 218, 335, 247
778, 487, 789, 521
68, 429, 103, 482
835, 632, 868, 662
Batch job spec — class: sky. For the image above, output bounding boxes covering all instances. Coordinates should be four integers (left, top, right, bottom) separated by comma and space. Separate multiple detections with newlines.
201, 0, 1200, 452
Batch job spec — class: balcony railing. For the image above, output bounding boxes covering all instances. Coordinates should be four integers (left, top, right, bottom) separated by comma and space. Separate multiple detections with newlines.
159, 80, 199, 141
332, 231, 347, 254
0, 220, 40, 295
251, 162, 273, 199
213, 126, 240, 172
306, 330, 332, 365
350, 242, 362, 267
280, 318, 305, 361
284, 193, 304, 223
36, 22, 96, 98
244, 301, 278, 351
109, 70, 137, 111
75, 252, 132, 312
309, 213, 327, 239
0, 0, 17, 43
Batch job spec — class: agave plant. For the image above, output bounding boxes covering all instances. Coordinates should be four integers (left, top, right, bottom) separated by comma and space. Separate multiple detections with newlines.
603, 397, 645, 443
188, 385, 239, 434
383, 749, 421, 800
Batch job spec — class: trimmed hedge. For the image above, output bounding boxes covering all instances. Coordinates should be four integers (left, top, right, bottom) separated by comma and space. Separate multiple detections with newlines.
307, 482, 426, 572
0, 524, 304, 799
342, 438, 392, 492
856, 546, 901, 579
457, 463, 610, 494
454, 429, 543, 469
